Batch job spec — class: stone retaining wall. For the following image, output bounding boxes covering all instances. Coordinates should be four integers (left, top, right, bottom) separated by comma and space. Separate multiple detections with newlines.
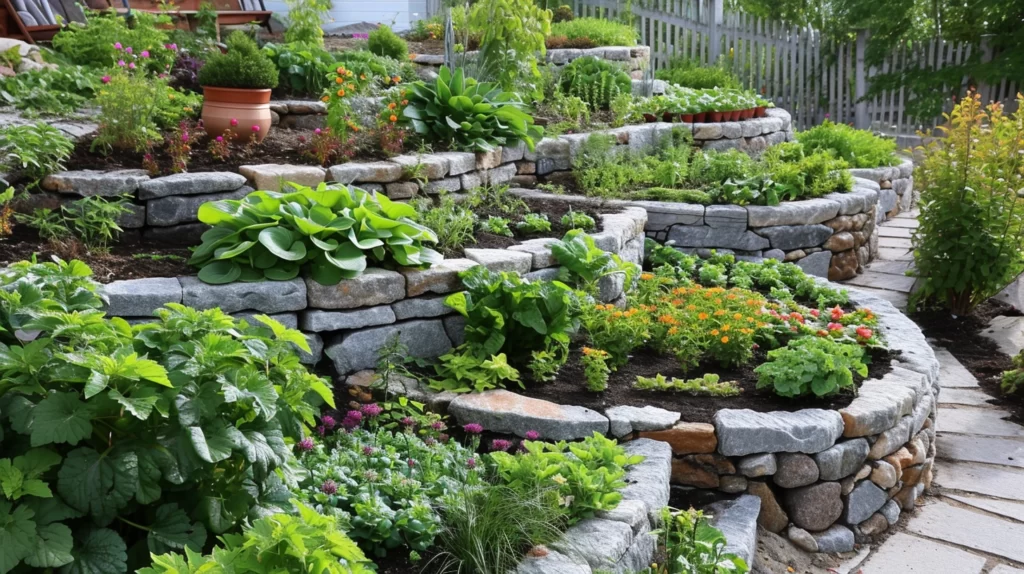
411, 45, 652, 79
98, 205, 648, 373
412, 282, 939, 554
36, 112, 792, 245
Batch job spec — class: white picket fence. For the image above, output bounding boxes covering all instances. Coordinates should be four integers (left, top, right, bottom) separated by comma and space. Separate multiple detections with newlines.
569, 0, 1020, 135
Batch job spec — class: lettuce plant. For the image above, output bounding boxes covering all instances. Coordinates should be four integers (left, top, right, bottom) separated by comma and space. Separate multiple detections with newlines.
0, 259, 333, 573
402, 67, 544, 152
190, 183, 441, 285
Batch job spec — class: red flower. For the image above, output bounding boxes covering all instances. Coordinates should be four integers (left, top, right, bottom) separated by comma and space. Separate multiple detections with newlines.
830, 306, 844, 321
827, 322, 843, 331
810, 309, 820, 318
856, 326, 873, 339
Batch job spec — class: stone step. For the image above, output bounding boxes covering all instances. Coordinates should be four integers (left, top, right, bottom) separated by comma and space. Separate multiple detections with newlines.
866, 259, 915, 275
937, 407, 1024, 438
859, 532, 986, 574
879, 227, 914, 239
905, 501, 1024, 563
946, 494, 1024, 523
935, 348, 980, 388
844, 271, 917, 293
884, 218, 920, 229
934, 461, 1024, 502
878, 236, 914, 249
877, 247, 915, 261
938, 388, 994, 406
846, 286, 909, 309
937, 434, 1024, 468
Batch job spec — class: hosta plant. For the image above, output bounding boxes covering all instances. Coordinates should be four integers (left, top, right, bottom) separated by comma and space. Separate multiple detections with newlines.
402, 66, 544, 152
190, 183, 442, 285
0, 258, 334, 573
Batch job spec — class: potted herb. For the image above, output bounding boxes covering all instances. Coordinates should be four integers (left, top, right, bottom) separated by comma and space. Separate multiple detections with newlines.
197, 32, 279, 142
635, 97, 662, 123
754, 96, 772, 118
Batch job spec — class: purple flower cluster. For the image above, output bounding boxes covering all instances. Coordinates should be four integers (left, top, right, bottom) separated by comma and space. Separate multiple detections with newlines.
360, 403, 383, 418
321, 479, 338, 494
296, 437, 315, 452
463, 423, 483, 434
490, 439, 512, 452
342, 410, 363, 430
525, 430, 540, 440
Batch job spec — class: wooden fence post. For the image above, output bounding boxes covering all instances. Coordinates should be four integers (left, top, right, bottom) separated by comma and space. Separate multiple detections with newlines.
708, 0, 722, 63
854, 29, 868, 129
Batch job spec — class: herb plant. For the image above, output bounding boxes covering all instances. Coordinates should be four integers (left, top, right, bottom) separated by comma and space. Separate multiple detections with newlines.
581, 346, 611, 391
262, 41, 336, 95
415, 195, 477, 254
754, 336, 868, 398
560, 209, 596, 230
190, 183, 442, 285
197, 32, 279, 89
637, 508, 750, 574
283, 0, 331, 45
797, 120, 898, 168
0, 122, 74, 183
634, 373, 741, 396
549, 17, 637, 46
517, 213, 552, 234
559, 56, 632, 110
482, 216, 514, 237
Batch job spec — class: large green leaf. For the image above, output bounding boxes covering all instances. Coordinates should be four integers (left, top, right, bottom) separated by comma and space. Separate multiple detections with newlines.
59, 528, 127, 574
197, 261, 241, 285
30, 392, 92, 447
258, 227, 307, 261
147, 503, 206, 553
0, 502, 36, 574
24, 522, 74, 569
57, 448, 137, 525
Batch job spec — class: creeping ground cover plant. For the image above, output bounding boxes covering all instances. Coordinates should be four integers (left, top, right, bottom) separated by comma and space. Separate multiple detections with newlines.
0, 258, 334, 573
190, 183, 442, 285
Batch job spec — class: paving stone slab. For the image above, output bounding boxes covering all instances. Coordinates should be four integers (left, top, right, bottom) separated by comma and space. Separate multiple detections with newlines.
885, 218, 920, 229
867, 259, 914, 274
876, 247, 915, 261
878, 236, 913, 249
448, 389, 609, 441
946, 494, 1024, 523
937, 407, 1024, 437
935, 461, 1024, 501
981, 315, 1024, 357
878, 226, 913, 239
936, 434, 1024, 468
843, 271, 916, 293
935, 348, 980, 388
905, 501, 1024, 564
938, 388, 993, 406
990, 566, 1024, 574
859, 532, 986, 574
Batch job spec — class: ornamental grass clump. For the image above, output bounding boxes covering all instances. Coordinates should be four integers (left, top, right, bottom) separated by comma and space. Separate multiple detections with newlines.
197, 32, 279, 89
911, 91, 1024, 315
190, 183, 441, 284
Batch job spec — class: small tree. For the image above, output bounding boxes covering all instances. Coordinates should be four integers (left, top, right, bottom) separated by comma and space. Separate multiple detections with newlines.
911, 91, 1024, 315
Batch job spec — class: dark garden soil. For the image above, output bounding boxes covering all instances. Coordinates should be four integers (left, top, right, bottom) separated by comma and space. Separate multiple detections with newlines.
520, 346, 895, 425
912, 299, 1024, 423
0, 227, 192, 283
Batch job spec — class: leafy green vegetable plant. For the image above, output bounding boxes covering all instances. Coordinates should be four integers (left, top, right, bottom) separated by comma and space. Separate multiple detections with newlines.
560, 209, 596, 230
656, 57, 741, 89
550, 229, 638, 293
52, 11, 175, 74
190, 183, 441, 285
262, 41, 336, 95
754, 336, 868, 398
517, 213, 552, 234
634, 373, 741, 396
797, 119, 898, 168
0, 122, 74, 183
0, 259, 333, 573
139, 502, 373, 573
635, 507, 750, 574
430, 350, 522, 393
0, 65, 96, 117
481, 215, 514, 237
559, 55, 632, 110
403, 67, 544, 152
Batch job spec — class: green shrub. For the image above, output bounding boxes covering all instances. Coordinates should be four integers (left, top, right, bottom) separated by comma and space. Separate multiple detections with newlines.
911, 93, 1024, 315
656, 57, 741, 89
765, 149, 852, 199
755, 336, 868, 398
550, 17, 636, 46
197, 32, 279, 89
283, 0, 331, 45
52, 11, 174, 75
797, 120, 898, 168
468, 0, 550, 97
1002, 350, 1024, 395
0, 258, 333, 573
559, 55, 632, 110
0, 122, 74, 182
553, 4, 574, 22
403, 66, 544, 152
0, 65, 97, 117
190, 183, 441, 285
140, 502, 373, 573
688, 149, 759, 186
368, 24, 408, 60
262, 41, 336, 95
91, 72, 164, 152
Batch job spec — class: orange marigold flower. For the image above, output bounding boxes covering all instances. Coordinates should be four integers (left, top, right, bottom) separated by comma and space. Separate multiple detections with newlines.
711, 329, 720, 336
714, 309, 726, 316
393, 76, 401, 82
640, 273, 655, 281
336, 77, 343, 84
389, 114, 398, 122
733, 313, 742, 320
321, 96, 329, 102
337, 89, 346, 97
388, 102, 397, 110
658, 314, 676, 324
348, 84, 355, 90
721, 336, 729, 343
336, 66, 345, 74
668, 327, 679, 335
612, 311, 624, 318
360, 74, 366, 80
698, 312, 708, 320
722, 324, 731, 331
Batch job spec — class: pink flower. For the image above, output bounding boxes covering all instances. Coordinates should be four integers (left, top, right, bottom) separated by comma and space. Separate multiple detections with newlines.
809, 309, 820, 318
114, 42, 122, 50
321, 479, 338, 494
230, 118, 238, 126
341, 410, 362, 430
466, 458, 477, 469
315, 425, 325, 436
463, 423, 483, 434
525, 430, 540, 440
117, 60, 126, 67
362, 446, 375, 456
125, 46, 133, 54
407, 458, 416, 468
490, 439, 512, 451
321, 415, 336, 429
101, 75, 111, 84
215, 136, 223, 142
181, 132, 189, 142
360, 403, 382, 418
251, 124, 260, 132
431, 421, 445, 431
128, 62, 136, 70
827, 322, 843, 331
141, 50, 150, 58
400, 416, 414, 427
856, 326, 873, 339
314, 128, 322, 135
831, 306, 844, 321
167, 43, 178, 51
296, 437, 315, 452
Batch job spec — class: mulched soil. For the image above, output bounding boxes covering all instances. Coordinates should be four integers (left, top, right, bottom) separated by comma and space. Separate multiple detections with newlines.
912, 299, 1024, 423
519, 346, 894, 424
0, 227, 192, 283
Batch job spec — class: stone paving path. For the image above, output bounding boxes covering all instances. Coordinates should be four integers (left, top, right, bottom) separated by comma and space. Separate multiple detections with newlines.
841, 210, 918, 310
845, 348, 1024, 573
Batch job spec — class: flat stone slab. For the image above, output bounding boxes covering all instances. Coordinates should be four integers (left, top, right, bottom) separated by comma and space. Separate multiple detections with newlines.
449, 389, 609, 441
102, 278, 182, 317
905, 501, 1024, 564
42, 169, 149, 197
400, 258, 478, 297
938, 388, 992, 406
946, 494, 1024, 523
935, 461, 1024, 501
714, 409, 844, 456
844, 271, 917, 293
325, 319, 452, 374
860, 532, 986, 574
138, 172, 247, 199
991, 566, 1024, 574
304, 269, 406, 309
937, 434, 1024, 468
605, 405, 680, 437
179, 276, 306, 314
981, 315, 1024, 357
936, 348, 980, 388
876, 247, 915, 261
300, 306, 396, 332
937, 407, 1024, 437
707, 495, 760, 567
238, 164, 326, 191
550, 518, 633, 570
619, 439, 672, 523
514, 548, 590, 574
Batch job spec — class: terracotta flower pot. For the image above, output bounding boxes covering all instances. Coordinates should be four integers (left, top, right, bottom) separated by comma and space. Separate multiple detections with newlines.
202, 87, 273, 143
693, 112, 707, 123
643, 113, 658, 123
710, 111, 724, 122
729, 110, 741, 121
662, 112, 676, 122
754, 106, 766, 118
680, 113, 694, 123
741, 108, 754, 120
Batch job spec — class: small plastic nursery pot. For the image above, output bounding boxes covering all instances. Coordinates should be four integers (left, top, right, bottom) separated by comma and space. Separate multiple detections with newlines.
709, 111, 724, 122
680, 113, 694, 123
643, 113, 659, 123
694, 111, 707, 123
201, 87, 273, 142
754, 106, 767, 118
